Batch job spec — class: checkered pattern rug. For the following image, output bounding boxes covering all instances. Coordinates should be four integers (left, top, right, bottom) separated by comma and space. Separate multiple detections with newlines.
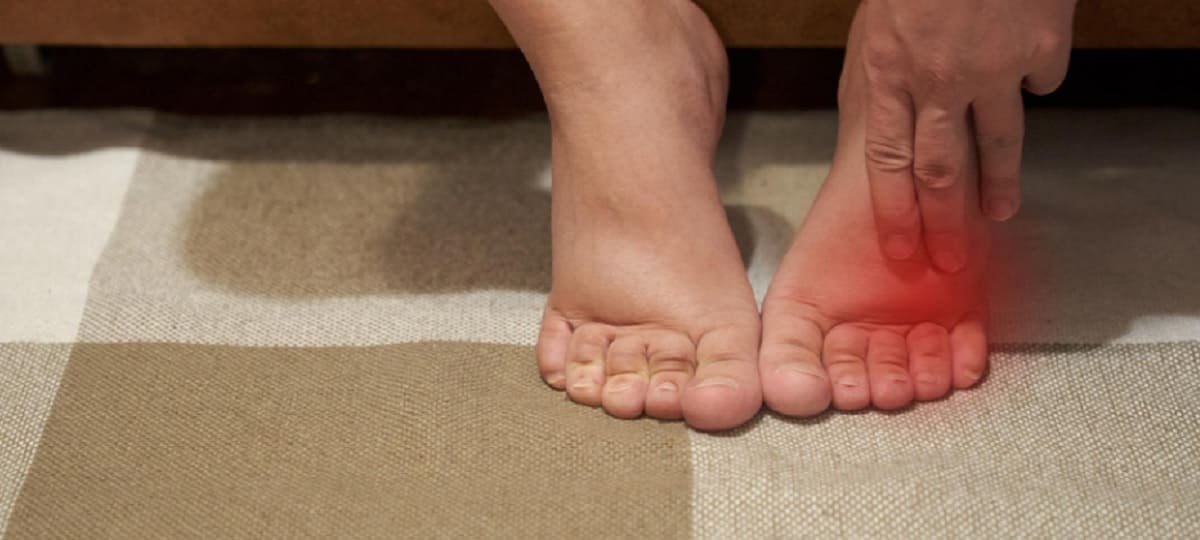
2, 109, 1198, 538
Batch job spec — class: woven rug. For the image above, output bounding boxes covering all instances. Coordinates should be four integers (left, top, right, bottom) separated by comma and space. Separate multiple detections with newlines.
1, 109, 1198, 538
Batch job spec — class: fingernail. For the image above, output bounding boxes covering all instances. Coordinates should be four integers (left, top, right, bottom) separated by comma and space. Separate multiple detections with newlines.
884, 234, 917, 260
988, 199, 1015, 220
695, 376, 739, 390
545, 373, 565, 387
933, 250, 964, 273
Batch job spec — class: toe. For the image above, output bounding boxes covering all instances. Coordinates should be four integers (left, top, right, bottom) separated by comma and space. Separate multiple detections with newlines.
759, 301, 831, 417
536, 308, 572, 389
683, 320, 763, 431
565, 323, 612, 406
950, 313, 988, 389
823, 324, 871, 411
644, 331, 696, 420
602, 335, 651, 419
907, 323, 953, 401
866, 330, 913, 410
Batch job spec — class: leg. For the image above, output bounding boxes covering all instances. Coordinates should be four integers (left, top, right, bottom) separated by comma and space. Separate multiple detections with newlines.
491, 0, 763, 430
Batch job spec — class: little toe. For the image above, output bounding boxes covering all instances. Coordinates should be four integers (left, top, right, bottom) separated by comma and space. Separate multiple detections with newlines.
866, 330, 914, 410
907, 323, 953, 401
565, 323, 613, 406
602, 334, 651, 419
683, 321, 763, 431
823, 324, 872, 411
760, 302, 832, 417
644, 331, 696, 420
536, 308, 572, 389
950, 313, 988, 389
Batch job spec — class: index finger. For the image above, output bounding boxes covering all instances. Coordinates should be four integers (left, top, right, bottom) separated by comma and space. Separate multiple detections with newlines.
864, 81, 922, 261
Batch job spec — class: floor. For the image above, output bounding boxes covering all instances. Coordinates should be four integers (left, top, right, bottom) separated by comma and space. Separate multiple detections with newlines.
1, 108, 1198, 538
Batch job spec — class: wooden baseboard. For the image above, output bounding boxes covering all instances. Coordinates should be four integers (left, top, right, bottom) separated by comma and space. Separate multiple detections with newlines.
1, 1, 1198, 48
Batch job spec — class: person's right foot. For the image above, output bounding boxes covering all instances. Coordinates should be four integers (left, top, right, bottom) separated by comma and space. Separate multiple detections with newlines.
758, 15, 992, 416
505, 0, 764, 430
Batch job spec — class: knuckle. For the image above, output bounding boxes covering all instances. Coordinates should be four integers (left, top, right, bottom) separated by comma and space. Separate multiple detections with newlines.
919, 58, 963, 93
976, 54, 1020, 78
864, 138, 914, 173
864, 43, 901, 72
1036, 31, 1068, 57
913, 160, 959, 188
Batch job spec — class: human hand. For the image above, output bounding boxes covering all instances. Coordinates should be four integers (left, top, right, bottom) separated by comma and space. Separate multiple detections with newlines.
859, 0, 1076, 272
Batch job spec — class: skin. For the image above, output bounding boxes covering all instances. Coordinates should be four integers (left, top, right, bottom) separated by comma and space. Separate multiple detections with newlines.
486, 0, 1034, 427
490, 0, 764, 431
859, 0, 1076, 272
759, 8, 991, 416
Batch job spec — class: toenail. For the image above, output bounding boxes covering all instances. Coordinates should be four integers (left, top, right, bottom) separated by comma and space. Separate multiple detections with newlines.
884, 234, 916, 259
695, 376, 739, 390
605, 381, 633, 393
989, 199, 1015, 220
655, 381, 679, 393
571, 381, 597, 392
836, 377, 862, 389
915, 373, 940, 386
545, 373, 565, 387
933, 250, 963, 272
962, 369, 982, 383
778, 364, 825, 380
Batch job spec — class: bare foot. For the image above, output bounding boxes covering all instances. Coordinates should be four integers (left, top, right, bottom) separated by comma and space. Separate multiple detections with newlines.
758, 15, 991, 416
496, 0, 763, 430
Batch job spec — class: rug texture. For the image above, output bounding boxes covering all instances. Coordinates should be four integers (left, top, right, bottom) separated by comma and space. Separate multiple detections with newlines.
1, 109, 1198, 538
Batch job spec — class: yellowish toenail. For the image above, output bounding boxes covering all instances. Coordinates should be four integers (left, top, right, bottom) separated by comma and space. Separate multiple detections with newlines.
915, 373, 939, 386
962, 370, 982, 383
695, 376, 738, 390
655, 381, 678, 393
545, 373, 565, 387
571, 381, 596, 392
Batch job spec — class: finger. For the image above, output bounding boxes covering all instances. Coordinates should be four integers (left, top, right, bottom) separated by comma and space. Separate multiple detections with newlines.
913, 103, 971, 273
972, 88, 1025, 221
865, 83, 921, 260
1023, 31, 1072, 95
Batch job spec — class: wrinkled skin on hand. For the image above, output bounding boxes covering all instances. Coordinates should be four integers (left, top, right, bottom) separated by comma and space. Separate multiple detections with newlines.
855, 0, 1076, 273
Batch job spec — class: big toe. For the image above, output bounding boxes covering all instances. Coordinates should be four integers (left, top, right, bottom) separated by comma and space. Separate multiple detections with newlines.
759, 301, 832, 417
682, 322, 763, 431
